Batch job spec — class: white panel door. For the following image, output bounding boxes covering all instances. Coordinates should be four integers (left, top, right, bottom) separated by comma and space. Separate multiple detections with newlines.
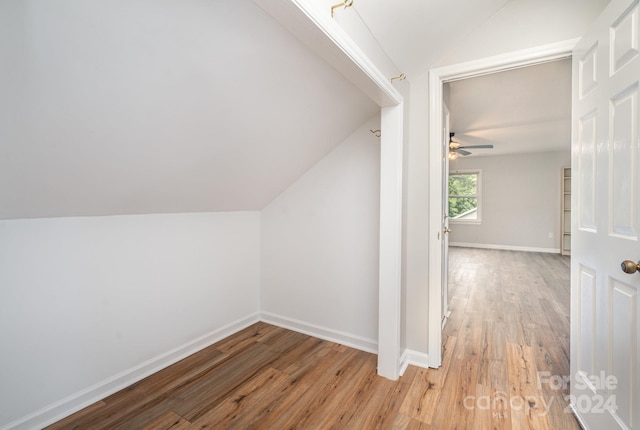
571, 0, 640, 428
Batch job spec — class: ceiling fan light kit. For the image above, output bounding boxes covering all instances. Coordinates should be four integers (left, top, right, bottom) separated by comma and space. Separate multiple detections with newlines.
448, 132, 494, 158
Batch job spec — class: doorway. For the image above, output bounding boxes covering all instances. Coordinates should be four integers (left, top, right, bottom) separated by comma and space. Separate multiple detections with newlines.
430, 50, 578, 427
443, 57, 572, 261
427, 39, 579, 367
442, 57, 572, 353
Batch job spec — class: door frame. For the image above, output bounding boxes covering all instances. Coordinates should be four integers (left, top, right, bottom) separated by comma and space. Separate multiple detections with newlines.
442, 103, 451, 326
426, 38, 579, 367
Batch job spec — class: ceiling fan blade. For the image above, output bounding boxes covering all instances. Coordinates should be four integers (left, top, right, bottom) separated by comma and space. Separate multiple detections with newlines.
458, 144, 494, 149
454, 149, 472, 156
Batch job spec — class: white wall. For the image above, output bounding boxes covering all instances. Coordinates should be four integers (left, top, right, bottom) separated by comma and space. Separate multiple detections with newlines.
0, 212, 260, 428
449, 151, 570, 251
403, 71, 430, 356
399, 80, 411, 355
261, 115, 381, 351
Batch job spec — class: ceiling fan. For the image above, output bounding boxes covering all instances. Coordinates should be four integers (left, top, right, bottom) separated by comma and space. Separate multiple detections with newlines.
449, 132, 494, 159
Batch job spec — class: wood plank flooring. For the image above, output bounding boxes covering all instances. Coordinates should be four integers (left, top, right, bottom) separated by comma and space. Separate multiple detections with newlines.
47, 247, 579, 429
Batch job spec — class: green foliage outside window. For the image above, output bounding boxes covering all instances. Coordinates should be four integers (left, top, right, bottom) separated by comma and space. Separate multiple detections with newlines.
448, 173, 478, 219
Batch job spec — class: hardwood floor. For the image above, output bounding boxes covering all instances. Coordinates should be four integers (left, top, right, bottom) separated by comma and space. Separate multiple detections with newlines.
47, 247, 578, 429
437, 247, 579, 430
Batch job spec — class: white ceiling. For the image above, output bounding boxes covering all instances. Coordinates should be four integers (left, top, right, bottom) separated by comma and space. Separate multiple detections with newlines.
0, 0, 378, 219
352, 0, 510, 76
352, 0, 610, 75
447, 59, 572, 157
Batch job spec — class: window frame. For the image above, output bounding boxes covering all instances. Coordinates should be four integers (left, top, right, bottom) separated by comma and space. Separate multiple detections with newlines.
448, 169, 482, 224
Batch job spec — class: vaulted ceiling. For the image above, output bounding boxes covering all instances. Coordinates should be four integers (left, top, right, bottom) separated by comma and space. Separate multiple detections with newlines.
0, 0, 611, 219
0, 0, 378, 219
351, 0, 610, 75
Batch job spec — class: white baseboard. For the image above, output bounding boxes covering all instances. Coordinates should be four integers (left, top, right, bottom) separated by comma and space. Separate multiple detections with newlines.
2, 313, 260, 430
399, 350, 410, 376
400, 349, 431, 376
260, 312, 378, 354
449, 242, 561, 254
6, 312, 379, 429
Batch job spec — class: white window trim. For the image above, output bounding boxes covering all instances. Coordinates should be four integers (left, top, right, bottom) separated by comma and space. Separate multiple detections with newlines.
449, 169, 482, 224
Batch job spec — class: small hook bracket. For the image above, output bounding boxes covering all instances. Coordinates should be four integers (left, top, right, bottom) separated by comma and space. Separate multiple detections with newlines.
331, 0, 354, 17
390, 73, 406, 83
370, 129, 381, 137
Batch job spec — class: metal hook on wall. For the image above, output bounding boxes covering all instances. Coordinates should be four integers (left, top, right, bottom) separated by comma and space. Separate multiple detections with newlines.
370, 129, 381, 137
331, 0, 354, 17
390, 73, 406, 83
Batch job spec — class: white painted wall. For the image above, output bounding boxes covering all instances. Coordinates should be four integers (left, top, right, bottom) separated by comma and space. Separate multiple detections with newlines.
0, 212, 260, 428
449, 151, 570, 251
399, 80, 411, 356
261, 115, 381, 350
403, 71, 430, 357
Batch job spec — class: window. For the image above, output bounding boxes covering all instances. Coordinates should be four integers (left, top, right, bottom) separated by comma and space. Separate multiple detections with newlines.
448, 170, 481, 222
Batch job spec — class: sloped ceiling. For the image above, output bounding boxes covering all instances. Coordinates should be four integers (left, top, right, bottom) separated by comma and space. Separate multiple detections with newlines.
437, 0, 611, 66
448, 59, 572, 157
0, 0, 378, 219
352, 0, 610, 75
349, 0, 510, 76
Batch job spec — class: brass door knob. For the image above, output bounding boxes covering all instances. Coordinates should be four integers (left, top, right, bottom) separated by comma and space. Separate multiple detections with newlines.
621, 260, 640, 274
